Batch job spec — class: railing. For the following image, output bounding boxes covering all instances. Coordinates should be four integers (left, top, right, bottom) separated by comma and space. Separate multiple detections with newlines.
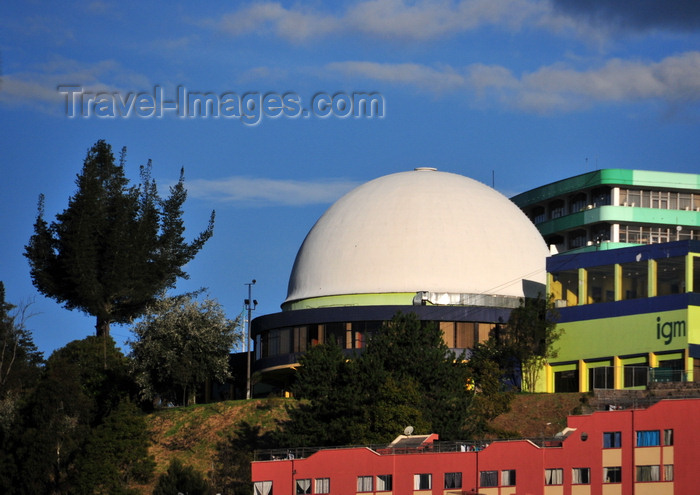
254, 438, 564, 462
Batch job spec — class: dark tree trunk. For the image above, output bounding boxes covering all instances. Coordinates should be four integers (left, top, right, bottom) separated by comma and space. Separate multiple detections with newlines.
96, 316, 111, 338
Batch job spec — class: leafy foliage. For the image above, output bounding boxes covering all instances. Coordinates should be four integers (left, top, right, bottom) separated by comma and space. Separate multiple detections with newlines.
280, 312, 472, 446
129, 293, 242, 406
153, 458, 213, 495
0, 336, 139, 494
212, 421, 275, 495
71, 400, 155, 494
25, 140, 215, 338
0, 282, 43, 430
491, 294, 562, 392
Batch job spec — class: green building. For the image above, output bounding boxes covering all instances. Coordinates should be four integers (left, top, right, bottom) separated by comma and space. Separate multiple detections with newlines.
544, 240, 700, 393
511, 169, 700, 254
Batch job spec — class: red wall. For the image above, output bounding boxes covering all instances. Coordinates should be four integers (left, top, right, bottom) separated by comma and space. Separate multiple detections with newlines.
252, 398, 700, 495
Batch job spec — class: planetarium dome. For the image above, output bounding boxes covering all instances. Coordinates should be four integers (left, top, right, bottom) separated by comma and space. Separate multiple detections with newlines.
285, 168, 548, 308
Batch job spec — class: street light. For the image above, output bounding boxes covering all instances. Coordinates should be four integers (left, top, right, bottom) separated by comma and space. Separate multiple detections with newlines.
245, 279, 258, 399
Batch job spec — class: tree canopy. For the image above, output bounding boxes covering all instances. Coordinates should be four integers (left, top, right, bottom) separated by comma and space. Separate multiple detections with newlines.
25, 140, 215, 338
129, 293, 242, 406
0, 282, 43, 399
280, 312, 472, 446
489, 294, 562, 392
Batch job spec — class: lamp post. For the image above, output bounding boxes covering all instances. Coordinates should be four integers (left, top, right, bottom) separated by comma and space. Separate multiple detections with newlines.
245, 279, 257, 399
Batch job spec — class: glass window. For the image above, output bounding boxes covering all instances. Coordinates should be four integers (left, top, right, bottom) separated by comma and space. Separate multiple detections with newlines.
296, 479, 311, 494
254, 481, 273, 495
545, 469, 563, 485
532, 206, 546, 224
357, 476, 373, 492
636, 465, 660, 482
604, 467, 622, 483
570, 193, 587, 213
554, 369, 579, 393
551, 269, 579, 306
664, 429, 673, 446
603, 431, 621, 448
376, 475, 392, 491
440, 321, 455, 348
589, 365, 614, 390
325, 322, 346, 348
501, 470, 516, 486
550, 199, 566, 219
621, 261, 648, 300
572, 468, 590, 484
444, 472, 462, 489
587, 265, 615, 303
413, 473, 431, 490
479, 471, 498, 487
455, 321, 474, 348
637, 430, 660, 447
664, 465, 674, 481
569, 229, 587, 249
657, 257, 686, 296
315, 478, 330, 494
624, 363, 648, 388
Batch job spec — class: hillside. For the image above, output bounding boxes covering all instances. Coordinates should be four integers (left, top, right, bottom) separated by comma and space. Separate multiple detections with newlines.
137, 393, 587, 492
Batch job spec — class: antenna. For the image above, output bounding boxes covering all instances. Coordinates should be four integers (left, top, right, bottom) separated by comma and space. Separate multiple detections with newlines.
404, 426, 414, 436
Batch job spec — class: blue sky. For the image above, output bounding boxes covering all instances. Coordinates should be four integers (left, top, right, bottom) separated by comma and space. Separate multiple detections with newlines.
1, 0, 699, 357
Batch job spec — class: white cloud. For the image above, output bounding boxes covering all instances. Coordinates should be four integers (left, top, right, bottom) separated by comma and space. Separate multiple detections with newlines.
185, 176, 360, 206
325, 51, 700, 113
216, 2, 339, 43
0, 57, 151, 113
210, 0, 552, 42
326, 61, 466, 91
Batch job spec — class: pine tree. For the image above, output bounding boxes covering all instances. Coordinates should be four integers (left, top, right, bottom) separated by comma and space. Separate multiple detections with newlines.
25, 140, 214, 338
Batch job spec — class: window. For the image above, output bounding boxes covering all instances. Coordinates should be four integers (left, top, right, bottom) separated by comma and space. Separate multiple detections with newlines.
624, 364, 648, 388
376, 475, 392, 491
603, 431, 621, 448
501, 470, 516, 486
624, 365, 648, 388
296, 479, 311, 494
479, 471, 498, 487
572, 468, 590, 484
413, 473, 431, 490
444, 472, 462, 489
664, 429, 674, 446
664, 464, 674, 481
315, 478, 330, 494
589, 365, 614, 390
636, 465, 660, 482
357, 476, 373, 492
604, 467, 622, 483
545, 469, 563, 485
637, 430, 660, 447
254, 481, 273, 495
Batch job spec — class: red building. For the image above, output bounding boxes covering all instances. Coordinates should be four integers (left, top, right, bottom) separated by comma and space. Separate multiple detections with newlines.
252, 398, 697, 495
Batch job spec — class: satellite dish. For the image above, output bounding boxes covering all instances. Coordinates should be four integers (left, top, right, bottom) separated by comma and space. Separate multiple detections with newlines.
404, 426, 414, 436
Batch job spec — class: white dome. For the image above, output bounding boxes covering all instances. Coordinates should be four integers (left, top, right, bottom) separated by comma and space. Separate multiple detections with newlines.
285, 169, 548, 305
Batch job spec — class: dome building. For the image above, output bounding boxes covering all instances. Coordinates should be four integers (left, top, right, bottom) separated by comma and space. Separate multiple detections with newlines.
251, 168, 549, 395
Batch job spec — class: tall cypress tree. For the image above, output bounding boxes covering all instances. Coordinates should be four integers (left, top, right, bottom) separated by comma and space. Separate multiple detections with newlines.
25, 140, 214, 337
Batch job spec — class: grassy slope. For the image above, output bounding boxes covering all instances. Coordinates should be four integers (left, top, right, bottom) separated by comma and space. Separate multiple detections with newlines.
134, 398, 290, 493
137, 393, 586, 492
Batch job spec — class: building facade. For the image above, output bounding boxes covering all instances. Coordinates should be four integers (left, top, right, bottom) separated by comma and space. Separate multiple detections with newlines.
543, 240, 700, 393
511, 169, 700, 254
251, 168, 548, 395
252, 398, 697, 495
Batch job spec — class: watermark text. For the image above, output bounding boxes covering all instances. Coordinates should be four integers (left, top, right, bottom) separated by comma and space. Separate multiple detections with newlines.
57, 86, 385, 125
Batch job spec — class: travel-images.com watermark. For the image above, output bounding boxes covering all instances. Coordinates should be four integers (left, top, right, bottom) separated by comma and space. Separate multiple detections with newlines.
58, 86, 385, 126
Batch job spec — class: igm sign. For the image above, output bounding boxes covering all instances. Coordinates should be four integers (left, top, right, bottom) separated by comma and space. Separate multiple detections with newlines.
657, 317, 687, 345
